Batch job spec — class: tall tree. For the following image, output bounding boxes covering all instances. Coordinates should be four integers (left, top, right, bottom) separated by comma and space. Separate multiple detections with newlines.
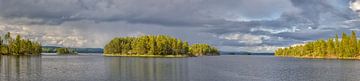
335, 34, 340, 56
350, 31, 358, 56
327, 38, 335, 56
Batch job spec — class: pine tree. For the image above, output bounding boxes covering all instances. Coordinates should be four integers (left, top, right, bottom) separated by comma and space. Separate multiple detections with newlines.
335, 34, 340, 56
341, 32, 349, 57
327, 38, 335, 56
350, 31, 358, 56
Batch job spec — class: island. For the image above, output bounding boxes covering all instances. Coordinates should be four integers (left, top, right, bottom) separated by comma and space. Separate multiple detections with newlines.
0, 32, 42, 55
104, 35, 219, 57
56, 47, 78, 55
275, 31, 360, 59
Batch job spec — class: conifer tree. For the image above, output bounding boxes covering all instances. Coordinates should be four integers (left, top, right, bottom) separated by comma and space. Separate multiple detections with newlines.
335, 34, 340, 56
350, 31, 358, 55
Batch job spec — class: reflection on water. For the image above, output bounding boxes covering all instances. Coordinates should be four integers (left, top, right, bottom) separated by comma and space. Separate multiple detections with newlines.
105, 57, 189, 81
1, 55, 360, 81
0, 55, 41, 81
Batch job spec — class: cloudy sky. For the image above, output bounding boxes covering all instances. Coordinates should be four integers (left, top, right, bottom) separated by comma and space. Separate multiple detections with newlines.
0, 0, 360, 52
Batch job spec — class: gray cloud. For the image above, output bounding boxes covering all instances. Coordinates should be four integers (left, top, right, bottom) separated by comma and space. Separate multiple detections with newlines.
0, 0, 359, 52
0, 0, 298, 26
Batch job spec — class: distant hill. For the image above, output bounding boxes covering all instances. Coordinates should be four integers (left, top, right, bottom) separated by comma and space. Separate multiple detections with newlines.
42, 46, 103, 53
220, 51, 274, 55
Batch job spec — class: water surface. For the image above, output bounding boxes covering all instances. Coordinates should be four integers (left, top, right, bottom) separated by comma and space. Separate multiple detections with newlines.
1, 54, 360, 81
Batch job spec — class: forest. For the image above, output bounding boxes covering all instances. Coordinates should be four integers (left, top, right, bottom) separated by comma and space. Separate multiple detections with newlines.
275, 31, 360, 58
0, 32, 42, 55
56, 47, 78, 54
104, 35, 219, 57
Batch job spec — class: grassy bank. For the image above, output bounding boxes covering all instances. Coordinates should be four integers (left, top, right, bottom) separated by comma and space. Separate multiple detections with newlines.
103, 54, 189, 58
276, 55, 360, 60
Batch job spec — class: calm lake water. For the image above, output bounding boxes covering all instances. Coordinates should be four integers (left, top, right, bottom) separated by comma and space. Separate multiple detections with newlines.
1, 54, 360, 81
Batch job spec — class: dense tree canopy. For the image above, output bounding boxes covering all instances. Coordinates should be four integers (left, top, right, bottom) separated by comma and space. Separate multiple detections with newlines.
56, 47, 77, 54
0, 32, 42, 55
104, 35, 219, 57
275, 31, 360, 58
190, 44, 219, 56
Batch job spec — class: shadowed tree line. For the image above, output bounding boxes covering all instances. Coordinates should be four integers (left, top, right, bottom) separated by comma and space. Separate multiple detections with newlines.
275, 31, 360, 58
0, 32, 42, 55
104, 35, 219, 56
42, 46, 103, 53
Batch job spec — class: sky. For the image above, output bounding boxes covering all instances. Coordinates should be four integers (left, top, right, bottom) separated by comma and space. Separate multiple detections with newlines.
0, 0, 360, 52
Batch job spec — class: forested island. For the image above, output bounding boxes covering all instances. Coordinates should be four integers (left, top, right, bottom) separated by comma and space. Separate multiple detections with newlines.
0, 32, 42, 55
56, 47, 78, 55
275, 31, 360, 59
104, 35, 219, 57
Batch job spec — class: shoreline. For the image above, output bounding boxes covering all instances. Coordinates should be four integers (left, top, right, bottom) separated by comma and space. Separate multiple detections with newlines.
276, 55, 360, 60
103, 54, 189, 58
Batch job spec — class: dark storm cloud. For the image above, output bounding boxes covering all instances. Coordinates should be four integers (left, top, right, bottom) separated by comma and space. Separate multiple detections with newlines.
0, 0, 297, 26
0, 0, 359, 52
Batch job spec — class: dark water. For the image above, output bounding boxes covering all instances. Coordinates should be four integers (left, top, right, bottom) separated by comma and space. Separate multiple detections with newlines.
1, 54, 360, 81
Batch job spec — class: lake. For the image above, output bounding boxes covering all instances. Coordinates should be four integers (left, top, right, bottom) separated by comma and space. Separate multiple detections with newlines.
1, 54, 360, 81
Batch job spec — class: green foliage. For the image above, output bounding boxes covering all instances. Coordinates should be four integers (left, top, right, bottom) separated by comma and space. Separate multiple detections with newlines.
0, 32, 42, 55
189, 44, 219, 56
104, 35, 219, 56
275, 31, 360, 58
56, 48, 77, 54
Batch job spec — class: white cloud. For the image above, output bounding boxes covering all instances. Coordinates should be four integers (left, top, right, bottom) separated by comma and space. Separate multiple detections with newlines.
219, 33, 270, 45
250, 26, 301, 34
219, 45, 282, 53
0, 24, 89, 47
350, 0, 360, 14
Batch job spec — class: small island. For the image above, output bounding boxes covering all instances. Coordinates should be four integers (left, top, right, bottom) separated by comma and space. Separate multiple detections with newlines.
275, 31, 360, 59
56, 47, 78, 55
0, 32, 42, 55
104, 35, 219, 57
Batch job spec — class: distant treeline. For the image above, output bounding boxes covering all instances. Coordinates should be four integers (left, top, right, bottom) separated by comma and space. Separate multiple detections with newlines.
42, 46, 103, 53
104, 35, 219, 56
221, 51, 274, 55
275, 31, 360, 58
0, 32, 42, 55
